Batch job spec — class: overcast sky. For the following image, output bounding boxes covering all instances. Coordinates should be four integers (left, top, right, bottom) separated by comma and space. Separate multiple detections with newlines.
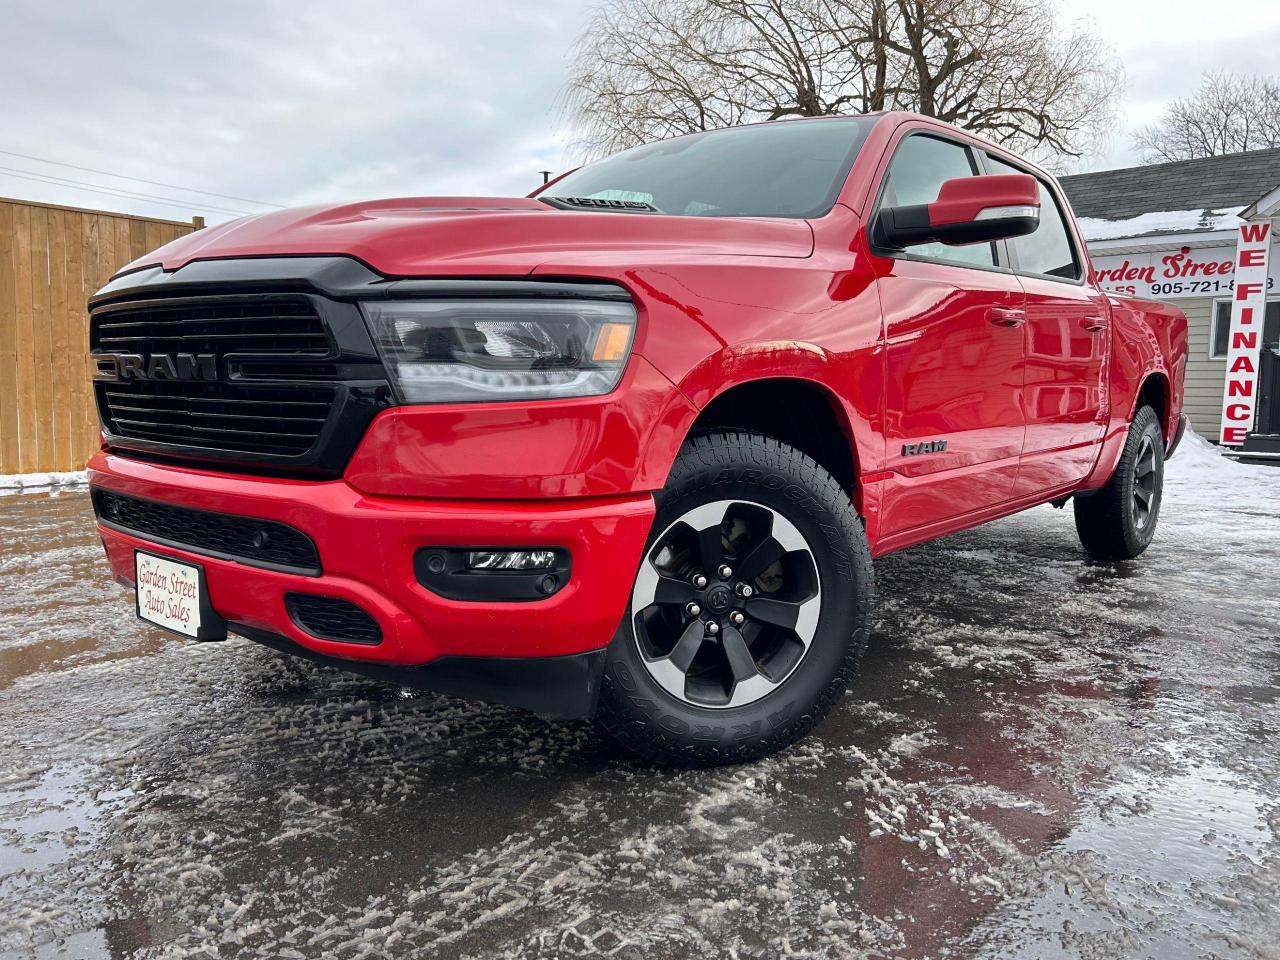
2, 0, 1280, 225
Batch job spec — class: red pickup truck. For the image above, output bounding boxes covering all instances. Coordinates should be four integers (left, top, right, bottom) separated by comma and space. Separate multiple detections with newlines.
87, 112, 1188, 765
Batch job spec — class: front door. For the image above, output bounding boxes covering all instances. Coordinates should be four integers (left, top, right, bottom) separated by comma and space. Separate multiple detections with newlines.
983, 153, 1109, 494
871, 131, 1028, 538
1254, 304, 1280, 435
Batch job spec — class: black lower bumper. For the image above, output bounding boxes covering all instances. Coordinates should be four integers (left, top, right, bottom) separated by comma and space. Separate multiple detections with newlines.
233, 625, 608, 720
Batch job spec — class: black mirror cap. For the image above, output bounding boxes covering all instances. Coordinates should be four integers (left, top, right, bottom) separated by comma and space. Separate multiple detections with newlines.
873, 204, 1040, 251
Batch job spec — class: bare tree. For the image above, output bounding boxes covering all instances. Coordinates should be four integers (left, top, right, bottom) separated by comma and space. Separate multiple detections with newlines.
562, 0, 1121, 160
1134, 73, 1280, 162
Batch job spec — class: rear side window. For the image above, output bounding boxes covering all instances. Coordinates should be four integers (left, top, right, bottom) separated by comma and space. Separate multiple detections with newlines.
878, 134, 995, 268
985, 155, 1082, 281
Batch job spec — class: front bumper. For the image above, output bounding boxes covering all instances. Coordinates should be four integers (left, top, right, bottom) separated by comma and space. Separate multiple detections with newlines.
89, 451, 654, 714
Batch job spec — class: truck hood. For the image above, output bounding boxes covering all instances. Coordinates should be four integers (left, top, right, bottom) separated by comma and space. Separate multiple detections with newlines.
119, 197, 815, 277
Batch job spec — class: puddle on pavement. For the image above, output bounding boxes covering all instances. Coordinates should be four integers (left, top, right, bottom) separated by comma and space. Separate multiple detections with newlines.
0, 764, 103, 876
0, 492, 170, 689
963, 763, 1272, 959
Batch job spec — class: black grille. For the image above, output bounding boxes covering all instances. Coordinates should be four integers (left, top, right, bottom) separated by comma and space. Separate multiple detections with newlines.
92, 488, 321, 575
97, 380, 334, 457
91, 295, 342, 463
286, 594, 382, 645
92, 297, 329, 353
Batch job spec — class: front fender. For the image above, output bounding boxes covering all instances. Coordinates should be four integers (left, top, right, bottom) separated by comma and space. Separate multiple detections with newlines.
674, 342, 883, 478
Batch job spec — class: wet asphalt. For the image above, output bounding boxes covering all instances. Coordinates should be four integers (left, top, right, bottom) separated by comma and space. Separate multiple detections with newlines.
1, 440, 1278, 959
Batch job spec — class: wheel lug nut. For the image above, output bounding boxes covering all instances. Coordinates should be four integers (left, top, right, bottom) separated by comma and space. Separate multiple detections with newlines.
717, 564, 733, 579
692, 573, 709, 589
685, 602, 701, 617
706, 621, 720, 635
735, 582, 754, 597
730, 611, 745, 626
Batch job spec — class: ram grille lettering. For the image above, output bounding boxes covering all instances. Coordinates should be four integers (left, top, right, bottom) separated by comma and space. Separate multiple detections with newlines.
93, 353, 220, 382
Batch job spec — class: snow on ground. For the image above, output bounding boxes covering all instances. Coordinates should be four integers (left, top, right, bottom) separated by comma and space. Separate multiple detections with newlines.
0, 435, 1277, 959
0, 471, 87, 497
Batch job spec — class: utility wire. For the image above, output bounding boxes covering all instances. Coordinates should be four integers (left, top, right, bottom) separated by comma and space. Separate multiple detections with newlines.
0, 165, 254, 217
0, 148, 285, 208
0, 166, 257, 218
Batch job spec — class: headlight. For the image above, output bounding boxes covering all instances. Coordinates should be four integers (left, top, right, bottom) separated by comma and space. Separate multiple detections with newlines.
362, 299, 636, 404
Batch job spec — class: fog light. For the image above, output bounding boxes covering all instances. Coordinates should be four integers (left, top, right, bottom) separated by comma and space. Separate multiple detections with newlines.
416, 546, 571, 601
467, 549, 557, 571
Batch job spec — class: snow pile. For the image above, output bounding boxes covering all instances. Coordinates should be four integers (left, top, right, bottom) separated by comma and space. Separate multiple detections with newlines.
0, 471, 88, 496
1167, 427, 1279, 485
1168, 428, 1239, 475
1077, 207, 1245, 242
1160, 428, 1280, 552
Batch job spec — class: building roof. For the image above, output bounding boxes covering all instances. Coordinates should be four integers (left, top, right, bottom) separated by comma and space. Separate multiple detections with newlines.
1059, 147, 1280, 222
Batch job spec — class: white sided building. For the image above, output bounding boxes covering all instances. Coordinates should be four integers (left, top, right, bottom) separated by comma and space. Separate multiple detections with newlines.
1061, 150, 1280, 461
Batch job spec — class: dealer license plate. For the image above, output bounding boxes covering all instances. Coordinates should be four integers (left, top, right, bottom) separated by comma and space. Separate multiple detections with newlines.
135, 551, 205, 639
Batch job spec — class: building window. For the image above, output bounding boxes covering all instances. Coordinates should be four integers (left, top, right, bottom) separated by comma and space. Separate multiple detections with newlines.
1212, 301, 1280, 358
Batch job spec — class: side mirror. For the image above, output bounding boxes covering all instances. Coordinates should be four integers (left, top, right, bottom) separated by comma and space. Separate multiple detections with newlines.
875, 173, 1040, 250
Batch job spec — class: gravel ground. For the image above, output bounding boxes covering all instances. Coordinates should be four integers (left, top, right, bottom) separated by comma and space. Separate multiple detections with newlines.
1, 435, 1278, 960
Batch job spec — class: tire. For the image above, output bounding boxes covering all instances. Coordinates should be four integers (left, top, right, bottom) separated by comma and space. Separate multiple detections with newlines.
1073, 405, 1165, 561
598, 430, 874, 767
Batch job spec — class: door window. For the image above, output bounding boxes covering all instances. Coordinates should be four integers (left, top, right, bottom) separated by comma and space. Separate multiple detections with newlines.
879, 135, 995, 268
985, 155, 1082, 281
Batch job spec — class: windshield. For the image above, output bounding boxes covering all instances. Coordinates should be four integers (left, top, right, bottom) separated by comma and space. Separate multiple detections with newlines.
540, 117, 876, 219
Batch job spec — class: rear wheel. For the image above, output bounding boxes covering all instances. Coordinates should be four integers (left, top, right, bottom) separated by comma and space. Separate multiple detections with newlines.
1073, 405, 1165, 561
598, 431, 873, 767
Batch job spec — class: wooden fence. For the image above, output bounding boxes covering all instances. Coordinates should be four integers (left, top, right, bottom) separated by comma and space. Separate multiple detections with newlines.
0, 198, 202, 474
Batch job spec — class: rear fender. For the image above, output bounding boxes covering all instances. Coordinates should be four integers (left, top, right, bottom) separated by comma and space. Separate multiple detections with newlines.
1081, 296, 1186, 489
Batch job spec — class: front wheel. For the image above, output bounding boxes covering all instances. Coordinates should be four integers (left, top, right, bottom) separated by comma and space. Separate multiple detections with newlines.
598, 431, 873, 767
1073, 405, 1165, 561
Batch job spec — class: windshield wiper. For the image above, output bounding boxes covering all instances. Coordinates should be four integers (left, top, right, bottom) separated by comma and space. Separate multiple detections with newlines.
539, 196, 663, 214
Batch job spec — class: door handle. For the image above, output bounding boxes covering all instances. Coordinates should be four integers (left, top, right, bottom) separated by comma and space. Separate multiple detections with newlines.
1081, 316, 1107, 333
987, 307, 1026, 328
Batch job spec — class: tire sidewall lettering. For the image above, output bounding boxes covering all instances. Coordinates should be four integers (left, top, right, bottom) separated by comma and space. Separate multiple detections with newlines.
658, 715, 690, 735
613, 661, 637, 693
698, 469, 855, 581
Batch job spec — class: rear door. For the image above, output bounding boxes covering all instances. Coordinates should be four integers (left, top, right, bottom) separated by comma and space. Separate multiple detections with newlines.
870, 131, 1028, 538
982, 152, 1110, 494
